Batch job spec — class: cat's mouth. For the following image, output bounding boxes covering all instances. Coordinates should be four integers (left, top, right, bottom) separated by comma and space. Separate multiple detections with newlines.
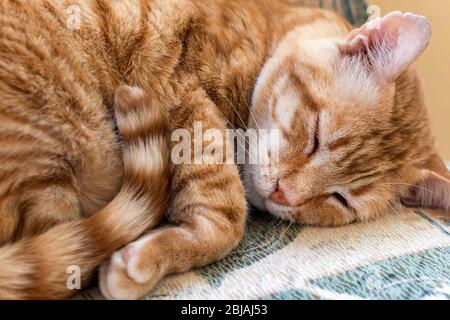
245, 166, 302, 222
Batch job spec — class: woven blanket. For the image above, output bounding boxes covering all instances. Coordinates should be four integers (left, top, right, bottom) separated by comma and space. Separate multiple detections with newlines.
79, 2, 450, 301
151, 211, 450, 300
80, 207, 450, 300
143, 210, 450, 299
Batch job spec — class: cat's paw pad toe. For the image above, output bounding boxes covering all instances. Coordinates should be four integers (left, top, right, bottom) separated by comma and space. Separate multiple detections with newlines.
99, 244, 159, 300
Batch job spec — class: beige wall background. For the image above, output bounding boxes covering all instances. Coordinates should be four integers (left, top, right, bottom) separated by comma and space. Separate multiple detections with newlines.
370, 0, 450, 160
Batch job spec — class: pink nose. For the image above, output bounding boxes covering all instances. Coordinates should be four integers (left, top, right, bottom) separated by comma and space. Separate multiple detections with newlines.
270, 182, 290, 206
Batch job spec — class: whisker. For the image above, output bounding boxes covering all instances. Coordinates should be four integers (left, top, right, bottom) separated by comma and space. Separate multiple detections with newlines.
386, 201, 407, 223
285, 221, 294, 235
270, 216, 280, 228
378, 182, 438, 197
215, 107, 258, 160
223, 95, 248, 130
240, 90, 262, 131
276, 217, 285, 228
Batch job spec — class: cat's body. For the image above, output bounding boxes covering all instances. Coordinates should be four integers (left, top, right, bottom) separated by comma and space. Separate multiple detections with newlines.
0, 0, 448, 299
0, 0, 314, 226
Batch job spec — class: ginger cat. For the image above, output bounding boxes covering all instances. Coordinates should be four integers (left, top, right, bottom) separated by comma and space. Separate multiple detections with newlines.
0, 0, 448, 300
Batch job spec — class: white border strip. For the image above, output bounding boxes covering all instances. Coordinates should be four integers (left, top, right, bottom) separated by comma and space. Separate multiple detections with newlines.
446, 161, 450, 170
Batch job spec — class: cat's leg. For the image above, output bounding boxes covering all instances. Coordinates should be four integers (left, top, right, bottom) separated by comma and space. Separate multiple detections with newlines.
99, 86, 247, 300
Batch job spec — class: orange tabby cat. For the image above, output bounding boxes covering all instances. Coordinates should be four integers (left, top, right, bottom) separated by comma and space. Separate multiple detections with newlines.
0, 0, 448, 300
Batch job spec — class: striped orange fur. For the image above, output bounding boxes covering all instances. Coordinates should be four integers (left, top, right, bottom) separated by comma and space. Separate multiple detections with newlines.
0, 85, 169, 299
0, 0, 448, 300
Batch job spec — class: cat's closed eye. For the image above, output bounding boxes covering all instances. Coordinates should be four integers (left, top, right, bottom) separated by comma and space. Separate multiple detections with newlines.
307, 115, 320, 157
330, 192, 350, 210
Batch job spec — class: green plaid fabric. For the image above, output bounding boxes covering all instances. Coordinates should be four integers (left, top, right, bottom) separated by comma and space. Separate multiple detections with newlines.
80, 208, 449, 300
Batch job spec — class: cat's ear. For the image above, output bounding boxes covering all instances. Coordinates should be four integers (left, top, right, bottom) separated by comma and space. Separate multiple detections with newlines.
340, 12, 432, 82
401, 163, 450, 217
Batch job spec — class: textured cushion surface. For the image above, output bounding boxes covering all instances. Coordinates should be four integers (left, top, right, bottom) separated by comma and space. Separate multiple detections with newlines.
80, 208, 450, 300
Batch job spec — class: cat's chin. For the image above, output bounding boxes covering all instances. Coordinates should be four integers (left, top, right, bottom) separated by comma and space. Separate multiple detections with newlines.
265, 200, 296, 223
249, 195, 297, 223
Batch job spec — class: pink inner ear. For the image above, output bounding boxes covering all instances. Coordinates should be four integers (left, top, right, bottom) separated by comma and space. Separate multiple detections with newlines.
344, 20, 398, 55
341, 12, 432, 82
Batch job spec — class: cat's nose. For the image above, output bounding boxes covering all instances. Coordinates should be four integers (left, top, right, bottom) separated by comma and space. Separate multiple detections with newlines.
270, 182, 290, 206
270, 190, 290, 206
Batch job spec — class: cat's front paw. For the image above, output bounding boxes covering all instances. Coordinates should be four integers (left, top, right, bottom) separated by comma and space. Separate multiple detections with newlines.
99, 240, 162, 300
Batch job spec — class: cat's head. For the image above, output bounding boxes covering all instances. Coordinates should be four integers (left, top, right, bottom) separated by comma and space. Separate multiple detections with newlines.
245, 12, 450, 226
